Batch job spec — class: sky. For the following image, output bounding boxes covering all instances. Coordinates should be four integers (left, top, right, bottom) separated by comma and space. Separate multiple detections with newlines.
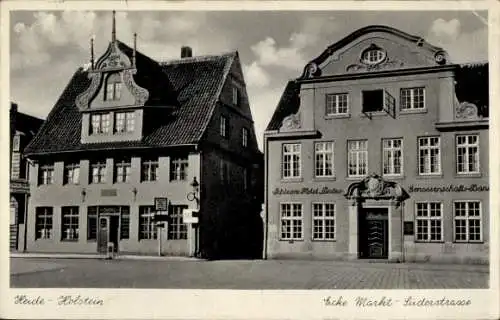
9, 10, 488, 149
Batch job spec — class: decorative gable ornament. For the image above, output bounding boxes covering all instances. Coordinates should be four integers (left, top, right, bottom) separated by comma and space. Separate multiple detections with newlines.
454, 100, 483, 120
280, 112, 301, 131
346, 44, 404, 73
344, 173, 410, 203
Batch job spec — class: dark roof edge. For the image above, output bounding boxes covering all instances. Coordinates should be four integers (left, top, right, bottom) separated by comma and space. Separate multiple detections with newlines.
159, 51, 238, 66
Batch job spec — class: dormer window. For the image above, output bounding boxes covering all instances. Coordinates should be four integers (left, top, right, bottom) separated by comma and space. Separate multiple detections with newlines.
90, 113, 111, 135
361, 45, 386, 65
104, 73, 122, 101
115, 111, 135, 133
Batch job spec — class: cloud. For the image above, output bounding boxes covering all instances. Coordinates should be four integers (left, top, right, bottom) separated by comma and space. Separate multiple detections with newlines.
429, 18, 461, 41
243, 62, 271, 88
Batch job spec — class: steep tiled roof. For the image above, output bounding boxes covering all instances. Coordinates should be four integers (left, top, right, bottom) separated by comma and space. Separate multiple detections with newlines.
265, 81, 301, 132
24, 43, 235, 156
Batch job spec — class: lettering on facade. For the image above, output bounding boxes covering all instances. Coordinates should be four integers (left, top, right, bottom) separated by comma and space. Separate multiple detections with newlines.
101, 189, 117, 197
272, 186, 343, 196
408, 184, 489, 193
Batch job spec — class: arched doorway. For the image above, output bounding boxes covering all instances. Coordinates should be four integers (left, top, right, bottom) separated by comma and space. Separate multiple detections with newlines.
344, 173, 410, 261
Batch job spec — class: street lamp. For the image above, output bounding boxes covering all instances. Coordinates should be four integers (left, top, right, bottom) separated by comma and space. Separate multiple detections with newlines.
187, 177, 199, 207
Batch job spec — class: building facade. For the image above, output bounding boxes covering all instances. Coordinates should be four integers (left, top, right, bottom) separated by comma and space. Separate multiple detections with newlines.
264, 25, 489, 264
10, 102, 44, 251
23, 15, 263, 259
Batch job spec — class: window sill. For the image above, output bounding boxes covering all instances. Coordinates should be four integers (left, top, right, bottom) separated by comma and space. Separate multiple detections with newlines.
280, 178, 303, 183
325, 114, 350, 120
35, 238, 53, 241
382, 175, 405, 180
400, 109, 427, 115
87, 239, 97, 242
63, 183, 80, 186
279, 239, 304, 243
312, 239, 337, 242
141, 180, 159, 183
359, 111, 387, 118
415, 174, 444, 179
313, 176, 336, 182
455, 173, 482, 179
346, 176, 366, 181
61, 239, 79, 242
413, 240, 445, 244
453, 240, 484, 244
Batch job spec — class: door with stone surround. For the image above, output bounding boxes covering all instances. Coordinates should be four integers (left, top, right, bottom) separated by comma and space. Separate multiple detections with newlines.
359, 208, 389, 259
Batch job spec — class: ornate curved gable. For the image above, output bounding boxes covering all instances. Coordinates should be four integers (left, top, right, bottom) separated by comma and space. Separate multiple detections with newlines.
300, 25, 450, 79
75, 40, 149, 110
344, 173, 410, 202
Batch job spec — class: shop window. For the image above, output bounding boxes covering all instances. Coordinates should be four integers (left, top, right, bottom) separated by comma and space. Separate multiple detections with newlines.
139, 206, 157, 240
312, 203, 335, 240
282, 143, 301, 179
415, 202, 442, 242
35, 207, 53, 240
61, 206, 79, 241
90, 160, 107, 184
38, 162, 54, 185
456, 134, 480, 174
114, 158, 131, 183
326, 93, 349, 115
280, 203, 303, 240
167, 205, 188, 240
64, 162, 80, 185
141, 158, 159, 182
382, 138, 403, 176
170, 156, 188, 181
315, 141, 334, 178
400, 87, 425, 110
347, 140, 367, 177
418, 137, 441, 175
90, 113, 111, 135
454, 201, 482, 242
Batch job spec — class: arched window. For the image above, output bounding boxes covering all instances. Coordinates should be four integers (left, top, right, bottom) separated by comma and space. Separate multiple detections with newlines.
104, 72, 122, 101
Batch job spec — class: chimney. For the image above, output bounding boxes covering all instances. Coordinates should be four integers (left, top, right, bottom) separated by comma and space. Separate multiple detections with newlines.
181, 46, 193, 58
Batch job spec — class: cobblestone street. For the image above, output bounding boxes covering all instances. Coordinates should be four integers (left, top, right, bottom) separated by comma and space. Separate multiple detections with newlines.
10, 258, 488, 289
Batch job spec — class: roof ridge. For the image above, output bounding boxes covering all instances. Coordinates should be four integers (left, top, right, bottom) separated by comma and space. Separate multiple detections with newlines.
159, 51, 237, 65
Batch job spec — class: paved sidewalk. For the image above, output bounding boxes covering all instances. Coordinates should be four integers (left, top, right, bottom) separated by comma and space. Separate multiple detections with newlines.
10, 252, 201, 261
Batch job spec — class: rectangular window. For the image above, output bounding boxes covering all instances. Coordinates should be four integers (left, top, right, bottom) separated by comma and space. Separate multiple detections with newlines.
61, 206, 79, 241
280, 203, 303, 240
168, 205, 188, 240
400, 87, 425, 110
35, 207, 53, 240
456, 135, 480, 174
64, 163, 80, 185
454, 201, 482, 242
242, 128, 249, 147
141, 158, 159, 182
312, 203, 336, 240
382, 138, 403, 176
12, 134, 21, 151
315, 141, 334, 178
114, 112, 135, 133
232, 86, 240, 106
90, 160, 107, 184
170, 156, 188, 181
220, 115, 228, 138
418, 137, 441, 175
105, 82, 122, 101
220, 159, 229, 185
139, 206, 157, 240
87, 206, 98, 240
415, 202, 443, 242
114, 159, 131, 183
282, 143, 301, 178
326, 93, 349, 115
362, 90, 384, 112
348, 140, 368, 177
38, 163, 54, 185
243, 167, 249, 191
90, 113, 111, 135
120, 206, 130, 240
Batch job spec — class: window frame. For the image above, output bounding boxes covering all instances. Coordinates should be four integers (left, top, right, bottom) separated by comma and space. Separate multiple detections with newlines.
312, 202, 336, 241
382, 138, 403, 177
282, 143, 302, 179
400, 87, 426, 111
220, 115, 229, 138
167, 205, 188, 240
279, 202, 304, 241
38, 163, 54, 185
139, 206, 157, 240
325, 93, 349, 116
414, 202, 443, 243
114, 111, 135, 134
64, 162, 80, 185
314, 141, 335, 178
453, 200, 483, 243
114, 158, 131, 183
61, 206, 79, 242
417, 136, 442, 176
90, 160, 107, 184
104, 73, 122, 101
35, 207, 53, 240
232, 85, 240, 106
141, 158, 159, 182
347, 140, 368, 178
456, 134, 480, 175
90, 113, 111, 135
242, 127, 249, 147
170, 156, 189, 182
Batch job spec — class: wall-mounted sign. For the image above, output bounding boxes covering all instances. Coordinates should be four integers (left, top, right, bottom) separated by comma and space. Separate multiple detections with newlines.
101, 189, 117, 197
272, 186, 343, 196
154, 197, 169, 211
408, 184, 489, 193
404, 221, 414, 235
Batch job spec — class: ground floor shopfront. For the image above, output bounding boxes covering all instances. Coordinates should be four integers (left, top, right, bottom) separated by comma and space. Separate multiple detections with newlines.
264, 174, 490, 264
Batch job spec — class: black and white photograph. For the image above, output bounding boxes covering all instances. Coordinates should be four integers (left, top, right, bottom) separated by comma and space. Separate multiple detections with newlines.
1, 1, 499, 319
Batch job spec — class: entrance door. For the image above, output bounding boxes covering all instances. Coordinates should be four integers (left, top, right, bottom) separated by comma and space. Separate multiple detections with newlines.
359, 208, 388, 259
97, 216, 119, 254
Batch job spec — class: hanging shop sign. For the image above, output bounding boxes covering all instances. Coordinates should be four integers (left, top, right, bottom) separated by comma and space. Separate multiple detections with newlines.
407, 184, 489, 193
272, 186, 343, 196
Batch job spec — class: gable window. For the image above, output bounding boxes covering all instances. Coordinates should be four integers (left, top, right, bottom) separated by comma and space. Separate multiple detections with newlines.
115, 112, 135, 133
170, 156, 188, 181
232, 86, 240, 106
418, 137, 441, 175
401, 87, 425, 110
456, 134, 479, 174
141, 158, 159, 182
415, 202, 443, 242
90, 160, 107, 184
90, 113, 111, 135
382, 138, 403, 176
115, 158, 131, 183
64, 162, 80, 185
282, 143, 301, 179
315, 141, 334, 178
242, 128, 249, 147
139, 206, 157, 240
348, 140, 367, 177
104, 73, 122, 101
326, 93, 349, 115
361, 48, 386, 65
35, 207, 53, 240
220, 115, 229, 138
454, 201, 482, 242
61, 206, 79, 241
167, 205, 188, 240
280, 203, 303, 240
38, 162, 54, 185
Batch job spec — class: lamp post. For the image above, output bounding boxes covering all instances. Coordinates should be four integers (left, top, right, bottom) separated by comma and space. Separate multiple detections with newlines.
187, 177, 200, 257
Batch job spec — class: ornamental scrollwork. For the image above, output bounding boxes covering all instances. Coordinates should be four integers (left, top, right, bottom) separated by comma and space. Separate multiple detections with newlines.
75, 73, 103, 110
280, 112, 301, 131
122, 69, 149, 106
346, 57, 404, 73
455, 101, 480, 120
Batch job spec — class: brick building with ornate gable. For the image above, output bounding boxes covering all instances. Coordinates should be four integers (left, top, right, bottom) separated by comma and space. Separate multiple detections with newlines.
23, 12, 264, 259
264, 25, 489, 264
